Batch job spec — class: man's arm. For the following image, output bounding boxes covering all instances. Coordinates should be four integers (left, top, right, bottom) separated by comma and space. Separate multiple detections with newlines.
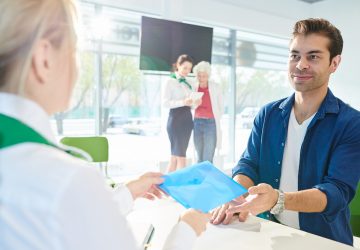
285, 188, 327, 212
233, 174, 255, 190
227, 184, 327, 216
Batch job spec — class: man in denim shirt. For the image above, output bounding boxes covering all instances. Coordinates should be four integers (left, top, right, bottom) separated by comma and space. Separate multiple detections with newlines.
211, 18, 360, 246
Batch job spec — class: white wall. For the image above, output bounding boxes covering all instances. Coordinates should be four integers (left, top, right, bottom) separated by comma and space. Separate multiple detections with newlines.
313, 0, 360, 108
88, 0, 360, 108
183, 0, 306, 36
90, 0, 163, 15
90, 0, 306, 36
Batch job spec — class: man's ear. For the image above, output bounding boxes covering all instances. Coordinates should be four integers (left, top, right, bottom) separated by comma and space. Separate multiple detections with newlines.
31, 39, 52, 84
330, 55, 341, 73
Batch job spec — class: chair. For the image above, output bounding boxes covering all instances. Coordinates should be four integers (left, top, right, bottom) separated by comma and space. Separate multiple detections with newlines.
350, 182, 360, 237
60, 136, 109, 176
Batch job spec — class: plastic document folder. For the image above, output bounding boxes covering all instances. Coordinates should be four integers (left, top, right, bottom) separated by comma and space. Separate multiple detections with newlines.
159, 161, 248, 212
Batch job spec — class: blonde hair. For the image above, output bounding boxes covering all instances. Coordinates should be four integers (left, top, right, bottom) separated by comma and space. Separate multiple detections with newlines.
193, 61, 211, 77
0, 0, 78, 94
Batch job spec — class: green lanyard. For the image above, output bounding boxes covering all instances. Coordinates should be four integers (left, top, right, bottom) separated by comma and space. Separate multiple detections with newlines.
0, 113, 86, 160
170, 73, 192, 90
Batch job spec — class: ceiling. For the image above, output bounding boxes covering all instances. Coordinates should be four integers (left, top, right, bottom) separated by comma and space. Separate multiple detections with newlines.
298, 0, 326, 3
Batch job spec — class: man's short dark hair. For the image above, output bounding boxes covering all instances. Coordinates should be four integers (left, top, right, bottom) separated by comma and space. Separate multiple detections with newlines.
292, 18, 343, 62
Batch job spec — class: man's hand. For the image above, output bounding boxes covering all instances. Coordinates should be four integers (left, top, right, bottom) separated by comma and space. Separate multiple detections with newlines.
210, 174, 254, 225
210, 196, 249, 225
226, 183, 278, 216
126, 172, 164, 200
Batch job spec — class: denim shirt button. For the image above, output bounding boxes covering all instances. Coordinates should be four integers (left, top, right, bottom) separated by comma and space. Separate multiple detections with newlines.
275, 178, 279, 182
281, 142, 285, 147
277, 161, 281, 165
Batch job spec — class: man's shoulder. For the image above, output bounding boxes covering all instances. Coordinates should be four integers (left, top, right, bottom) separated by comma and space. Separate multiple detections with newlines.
250, 97, 290, 128
264, 97, 288, 109
326, 90, 359, 117
327, 96, 360, 139
259, 97, 289, 115
340, 100, 360, 112
336, 98, 360, 121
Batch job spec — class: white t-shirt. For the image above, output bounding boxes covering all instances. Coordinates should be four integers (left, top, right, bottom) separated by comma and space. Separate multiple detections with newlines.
276, 107, 315, 229
0, 93, 196, 250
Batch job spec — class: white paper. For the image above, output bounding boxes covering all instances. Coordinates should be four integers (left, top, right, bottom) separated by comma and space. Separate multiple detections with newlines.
190, 92, 204, 101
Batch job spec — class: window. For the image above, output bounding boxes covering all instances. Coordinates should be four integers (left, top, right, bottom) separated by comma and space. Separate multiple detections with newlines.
235, 31, 291, 157
52, 1, 292, 176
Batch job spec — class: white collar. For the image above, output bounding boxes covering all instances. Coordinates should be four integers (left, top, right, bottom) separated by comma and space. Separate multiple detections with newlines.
0, 93, 57, 144
175, 72, 187, 79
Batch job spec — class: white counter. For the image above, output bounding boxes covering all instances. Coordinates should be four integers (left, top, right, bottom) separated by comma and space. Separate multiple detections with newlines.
129, 198, 357, 250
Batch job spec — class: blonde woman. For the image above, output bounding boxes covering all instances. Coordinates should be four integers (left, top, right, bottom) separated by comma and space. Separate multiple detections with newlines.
0, 1, 209, 249
193, 61, 223, 163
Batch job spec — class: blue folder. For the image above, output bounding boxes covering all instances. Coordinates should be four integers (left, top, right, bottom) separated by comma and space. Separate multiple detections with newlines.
158, 161, 248, 213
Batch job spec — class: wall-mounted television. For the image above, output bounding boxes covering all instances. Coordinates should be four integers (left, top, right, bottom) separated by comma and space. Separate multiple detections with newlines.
140, 16, 213, 72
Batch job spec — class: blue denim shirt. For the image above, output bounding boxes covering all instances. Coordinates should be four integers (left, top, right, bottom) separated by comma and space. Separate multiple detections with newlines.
232, 89, 360, 246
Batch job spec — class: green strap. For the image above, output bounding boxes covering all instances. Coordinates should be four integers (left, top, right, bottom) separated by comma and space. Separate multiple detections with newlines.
170, 73, 192, 90
0, 113, 86, 160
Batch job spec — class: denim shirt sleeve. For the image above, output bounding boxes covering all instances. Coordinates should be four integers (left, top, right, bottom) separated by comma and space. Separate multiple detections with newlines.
314, 115, 360, 222
232, 108, 264, 184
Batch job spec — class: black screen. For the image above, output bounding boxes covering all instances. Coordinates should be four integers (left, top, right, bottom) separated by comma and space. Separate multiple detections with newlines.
140, 16, 213, 71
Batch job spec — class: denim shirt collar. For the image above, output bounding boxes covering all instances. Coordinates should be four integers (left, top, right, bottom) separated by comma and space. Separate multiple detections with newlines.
279, 88, 339, 124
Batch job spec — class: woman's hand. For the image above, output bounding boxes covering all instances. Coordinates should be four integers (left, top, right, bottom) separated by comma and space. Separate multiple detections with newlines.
180, 209, 211, 236
184, 97, 193, 106
125, 172, 164, 200
210, 196, 249, 225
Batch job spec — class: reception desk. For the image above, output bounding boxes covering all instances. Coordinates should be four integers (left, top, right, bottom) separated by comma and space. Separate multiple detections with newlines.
128, 198, 357, 250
